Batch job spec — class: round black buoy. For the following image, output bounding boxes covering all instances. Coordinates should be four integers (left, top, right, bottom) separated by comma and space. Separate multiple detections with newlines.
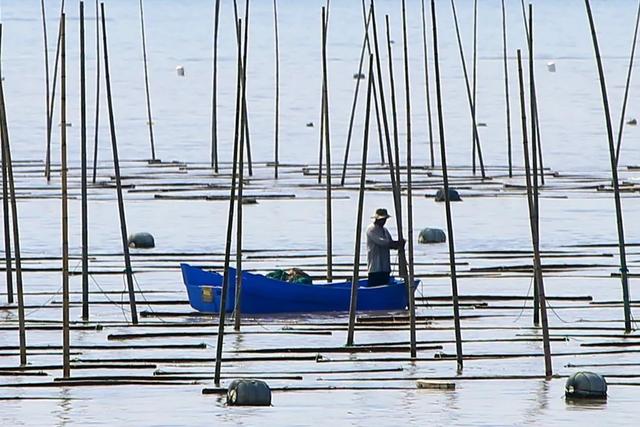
418, 228, 446, 244
227, 379, 272, 406
434, 188, 462, 202
565, 372, 607, 400
127, 232, 155, 249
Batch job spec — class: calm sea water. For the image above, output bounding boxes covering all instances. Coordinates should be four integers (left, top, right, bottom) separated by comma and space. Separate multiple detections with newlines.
2, 0, 640, 426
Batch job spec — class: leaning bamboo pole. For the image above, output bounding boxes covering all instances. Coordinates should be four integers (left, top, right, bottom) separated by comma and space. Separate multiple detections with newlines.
138, 0, 156, 161
0, 25, 11, 304
232, 0, 253, 177
529, 5, 539, 326
584, 0, 633, 333
60, 11, 70, 379
517, 49, 553, 378
431, 0, 464, 372
449, 0, 485, 178
213, 17, 244, 387
401, 0, 417, 358
346, 56, 374, 347
80, 1, 89, 322
369, 1, 408, 284
100, 2, 138, 325
234, 8, 249, 332
614, 1, 640, 167
0, 23, 26, 366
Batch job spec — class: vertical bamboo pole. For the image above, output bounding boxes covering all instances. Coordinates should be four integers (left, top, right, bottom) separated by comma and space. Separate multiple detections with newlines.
585, 0, 632, 332
0, 24, 26, 366
40, 0, 51, 182
60, 12, 71, 379
614, 1, 640, 167
273, 0, 280, 179
517, 49, 553, 377
420, 0, 435, 168
80, 1, 89, 322
234, 8, 249, 332
45, 1, 66, 181
92, 0, 100, 184
529, 4, 540, 326
471, 0, 477, 174
385, 15, 401, 189
340, 6, 372, 186
346, 56, 374, 347
138, 0, 156, 161
501, 0, 512, 178
402, 0, 417, 358
0, 24, 11, 304
370, 0, 408, 281
211, 0, 221, 172
322, 7, 333, 283
214, 18, 243, 387
431, 0, 463, 372
449, 0, 485, 179
101, 2, 138, 325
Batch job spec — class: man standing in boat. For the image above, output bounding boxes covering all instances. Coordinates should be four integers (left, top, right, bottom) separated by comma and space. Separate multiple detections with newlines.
366, 208, 405, 286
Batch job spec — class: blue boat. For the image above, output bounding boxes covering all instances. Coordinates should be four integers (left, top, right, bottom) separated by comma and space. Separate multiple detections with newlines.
180, 263, 417, 314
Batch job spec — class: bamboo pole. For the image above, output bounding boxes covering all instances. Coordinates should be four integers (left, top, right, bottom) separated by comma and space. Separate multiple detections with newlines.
584, 0, 633, 333
273, 0, 280, 179
501, 0, 513, 178
100, 2, 138, 325
92, 0, 100, 184
0, 24, 11, 304
60, 12, 70, 379
449, 0, 485, 179
40, 0, 51, 182
517, 49, 553, 378
529, 5, 539, 326
339, 6, 372, 186
234, 6, 249, 332
420, 0, 435, 168
401, 0, 417, 358
210, 0, 221, 172
431, 0, 463, 372
385, 15, 401, 189
346, 56, 374, 347
138, 0, 156, 161
80, 1, 89, 321
0, 24, 26, 366
45, 1, 66, 181
471, 0, 478, 174
213, 17, 243, 387
369, 0, 408, 281
614, 1, 640, 167
322, 7, 333, 283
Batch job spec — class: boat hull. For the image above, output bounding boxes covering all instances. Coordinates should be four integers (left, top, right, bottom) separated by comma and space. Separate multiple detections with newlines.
180, 263, 417, 314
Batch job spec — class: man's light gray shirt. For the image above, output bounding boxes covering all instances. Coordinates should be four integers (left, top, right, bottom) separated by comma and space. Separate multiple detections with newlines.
366, 224, 392, 273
